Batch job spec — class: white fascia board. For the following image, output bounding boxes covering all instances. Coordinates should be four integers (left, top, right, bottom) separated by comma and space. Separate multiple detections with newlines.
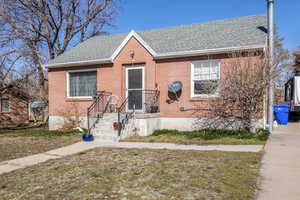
44, 58, 112, 69
110, 30, 157, 60
154, 44, 265, 59
45, 41, 266, 68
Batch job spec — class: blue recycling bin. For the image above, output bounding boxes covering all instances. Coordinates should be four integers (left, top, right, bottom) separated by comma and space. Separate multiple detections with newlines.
274, 104, 290, 125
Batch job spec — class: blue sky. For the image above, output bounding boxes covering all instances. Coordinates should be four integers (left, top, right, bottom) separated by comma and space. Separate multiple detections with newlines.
109, 0, 300, 51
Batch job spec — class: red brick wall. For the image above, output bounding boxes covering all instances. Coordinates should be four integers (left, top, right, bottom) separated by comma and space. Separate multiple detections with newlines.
48, 36, 264, 119
48, 36, 156, 116
0, 94, 28, 125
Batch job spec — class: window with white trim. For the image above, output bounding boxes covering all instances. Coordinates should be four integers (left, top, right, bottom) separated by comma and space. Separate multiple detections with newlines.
68, 71, 96, 97
0, 99, 9, 112
191, 60, 220, 96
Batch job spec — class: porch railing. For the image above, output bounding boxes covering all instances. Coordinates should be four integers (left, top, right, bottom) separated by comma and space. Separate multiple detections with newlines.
117, 89, 160, 136
87, 91, 112, 134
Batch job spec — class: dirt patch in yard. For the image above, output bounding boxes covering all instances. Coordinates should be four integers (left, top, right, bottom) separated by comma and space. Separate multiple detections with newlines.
0, 148, 262, 200
0, 135, 81, 162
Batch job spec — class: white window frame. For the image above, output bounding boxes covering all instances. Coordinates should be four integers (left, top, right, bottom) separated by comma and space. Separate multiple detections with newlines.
66, 69, 97, 99
190, 59, 221, 98
125, 66, 145, 112
0, 99, 9, 113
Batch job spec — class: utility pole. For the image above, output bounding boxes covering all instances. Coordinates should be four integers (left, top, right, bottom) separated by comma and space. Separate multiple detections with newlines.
267, 0, 274, 132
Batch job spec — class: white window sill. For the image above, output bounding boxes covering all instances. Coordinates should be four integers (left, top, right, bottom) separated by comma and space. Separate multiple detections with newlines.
67, 96, 93, 99
190, 94, 219, 100
65, 96, 93, 102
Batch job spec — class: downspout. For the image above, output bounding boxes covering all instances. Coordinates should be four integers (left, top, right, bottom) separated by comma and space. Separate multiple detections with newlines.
267, 0, 275, 132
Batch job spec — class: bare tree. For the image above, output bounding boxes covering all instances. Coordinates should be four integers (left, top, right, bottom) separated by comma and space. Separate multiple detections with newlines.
273, 27, 293, 89
0, 53, 37, 100
194, 53, 270, 132
0, 0, 119, 98
193, 27, 291, 132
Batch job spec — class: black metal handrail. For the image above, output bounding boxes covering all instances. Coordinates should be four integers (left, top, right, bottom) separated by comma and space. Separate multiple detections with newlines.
144, 89, 160, 113
87, 91, 112, 134
117, 89, 160, 136
117, 96, 134, 136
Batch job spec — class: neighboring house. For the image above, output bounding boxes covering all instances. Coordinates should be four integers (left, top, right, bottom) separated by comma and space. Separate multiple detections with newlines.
46, 15, 267, 139
0, 87, 31, 125
285, 51, 300, 113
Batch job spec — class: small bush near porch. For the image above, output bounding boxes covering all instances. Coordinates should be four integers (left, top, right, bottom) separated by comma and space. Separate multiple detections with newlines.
123, 129, 270, 145
0, 126, 81, 163
0, 148, 261, 200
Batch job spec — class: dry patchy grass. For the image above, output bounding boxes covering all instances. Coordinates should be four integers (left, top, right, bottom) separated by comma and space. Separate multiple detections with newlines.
0, 148, 262, 200
0, 129, 81, 162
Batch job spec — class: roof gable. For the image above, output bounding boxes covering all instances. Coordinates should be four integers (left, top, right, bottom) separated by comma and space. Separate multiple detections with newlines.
111, 30, 157, 60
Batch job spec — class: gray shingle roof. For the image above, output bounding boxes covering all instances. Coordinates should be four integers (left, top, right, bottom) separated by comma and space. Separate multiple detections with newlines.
46, 14, 267, 67
46, 33, 127, 66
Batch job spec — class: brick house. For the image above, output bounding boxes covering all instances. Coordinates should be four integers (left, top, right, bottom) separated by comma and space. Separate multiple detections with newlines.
0, 88, 31, 125
46, 15, 267, 140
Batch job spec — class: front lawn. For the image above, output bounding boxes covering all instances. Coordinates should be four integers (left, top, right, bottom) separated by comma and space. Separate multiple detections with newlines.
0, 148, 262, 200
123, 129, 270, 145
0, 128, 81, 162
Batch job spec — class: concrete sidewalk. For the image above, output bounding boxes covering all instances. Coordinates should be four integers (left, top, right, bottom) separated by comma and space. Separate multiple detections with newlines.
0, 140, 263, 175
258, 123, 300, 200
0, 141, 102, 175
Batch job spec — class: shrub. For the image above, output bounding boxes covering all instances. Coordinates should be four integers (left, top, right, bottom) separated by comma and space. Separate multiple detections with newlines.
152, 128, 270, 141
255, 128, 270, 141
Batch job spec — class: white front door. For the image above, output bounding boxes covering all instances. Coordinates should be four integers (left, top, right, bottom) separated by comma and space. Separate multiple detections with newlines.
125, 66, 144, 112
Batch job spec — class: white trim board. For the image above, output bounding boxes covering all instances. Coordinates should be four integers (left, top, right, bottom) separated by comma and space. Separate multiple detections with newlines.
155, 44, 265, 59
190, 59, 221, 98
45, 58, 111, 68
66, 69, 97, 99
110, 30, 157, 61
125, 66, 145, 112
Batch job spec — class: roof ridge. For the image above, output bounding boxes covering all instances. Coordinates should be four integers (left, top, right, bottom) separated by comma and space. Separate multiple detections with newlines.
137, 14, 266, 34
88, 14, 266, 39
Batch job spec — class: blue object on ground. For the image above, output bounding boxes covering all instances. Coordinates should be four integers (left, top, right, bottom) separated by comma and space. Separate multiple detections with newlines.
274, 104, 290, 125
82, 134, 94, 141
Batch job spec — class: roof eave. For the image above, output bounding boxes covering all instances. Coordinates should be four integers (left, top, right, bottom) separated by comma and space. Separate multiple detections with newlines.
44, 58, 112, 69
154, 44, 266, 60
45, 44, 266, 68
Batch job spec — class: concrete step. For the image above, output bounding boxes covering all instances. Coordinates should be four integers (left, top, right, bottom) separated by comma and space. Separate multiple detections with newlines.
94, 134, 119, 142
90, 113, 120, 142
92, 128, 118, 135
101, 114, 118, 120
95, 124, 114, 128
93, 131, 118, 136
92, 127, 116, 132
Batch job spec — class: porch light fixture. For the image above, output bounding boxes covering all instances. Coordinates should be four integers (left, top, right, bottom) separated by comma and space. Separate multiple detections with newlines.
129, 50, 135, 59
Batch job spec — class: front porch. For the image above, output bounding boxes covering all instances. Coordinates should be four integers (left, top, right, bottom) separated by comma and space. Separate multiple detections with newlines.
87, 89, 160, 140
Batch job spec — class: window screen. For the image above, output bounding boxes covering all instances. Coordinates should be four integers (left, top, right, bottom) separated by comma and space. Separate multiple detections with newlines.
192, 60, 220, 95
128, 68, 143, 89
1, 99, 9, 112
69, 71, 96, 97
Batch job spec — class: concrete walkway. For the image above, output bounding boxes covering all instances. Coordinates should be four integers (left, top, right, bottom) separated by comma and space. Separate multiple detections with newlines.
258, 123, 300, 200
0, 140, 263, 175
